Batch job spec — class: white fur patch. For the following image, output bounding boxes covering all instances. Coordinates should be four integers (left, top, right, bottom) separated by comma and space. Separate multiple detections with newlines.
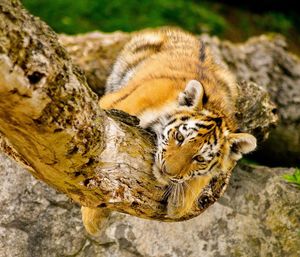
140, 33, 163, 45
138, 102, 177, 131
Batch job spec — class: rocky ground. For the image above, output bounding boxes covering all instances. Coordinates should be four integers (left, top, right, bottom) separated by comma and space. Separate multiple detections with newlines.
1, 153, 299, 257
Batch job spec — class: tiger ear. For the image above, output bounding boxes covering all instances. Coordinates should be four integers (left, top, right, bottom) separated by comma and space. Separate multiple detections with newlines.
228, 133, 257, 161
178, 80, 204, 109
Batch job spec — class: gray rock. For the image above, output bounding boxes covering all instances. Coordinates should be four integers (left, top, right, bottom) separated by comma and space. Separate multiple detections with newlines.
0, 153, 86, 257
1, 153, 299, 257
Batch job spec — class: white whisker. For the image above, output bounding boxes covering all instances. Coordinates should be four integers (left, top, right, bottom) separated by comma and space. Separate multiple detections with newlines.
183, 181, 198, 200
174, 184, 179, 206
179, 183, 185, 205
162, 184, 173, 200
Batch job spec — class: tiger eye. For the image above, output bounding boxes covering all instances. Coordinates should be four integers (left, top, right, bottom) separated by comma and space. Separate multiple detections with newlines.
194, 155, 205, 163
175, 131, 184, 142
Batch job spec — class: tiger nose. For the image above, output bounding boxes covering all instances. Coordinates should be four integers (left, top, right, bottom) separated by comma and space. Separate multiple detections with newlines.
163, 166, 178, 177
164, 166, 185, 179
163, 166, 173, 176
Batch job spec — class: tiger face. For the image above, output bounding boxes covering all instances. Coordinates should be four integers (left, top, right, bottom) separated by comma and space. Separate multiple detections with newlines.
152, 80, 256, 217
155, 109, 256, 182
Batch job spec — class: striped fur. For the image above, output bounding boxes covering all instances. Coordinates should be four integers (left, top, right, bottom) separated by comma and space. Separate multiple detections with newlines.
99, 28, 257, 218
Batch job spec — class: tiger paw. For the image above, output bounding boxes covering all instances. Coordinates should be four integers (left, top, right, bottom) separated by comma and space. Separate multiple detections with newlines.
81, 206, 111, 236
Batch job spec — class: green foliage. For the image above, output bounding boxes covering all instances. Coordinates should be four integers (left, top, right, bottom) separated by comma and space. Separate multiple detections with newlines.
21, 0, 300, 54
254, 12, 293, 34
239, 158, 259, 166
283, 168, 300, 188
21, 0, 227, 35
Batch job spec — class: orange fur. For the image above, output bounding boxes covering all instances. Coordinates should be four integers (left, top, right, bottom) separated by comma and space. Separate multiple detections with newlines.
99, 28, 237, 125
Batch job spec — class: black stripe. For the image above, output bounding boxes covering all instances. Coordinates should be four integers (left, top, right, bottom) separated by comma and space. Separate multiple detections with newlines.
146, 118, 160, 129
202, 92, 208, 105
166, 118, 178, 126
167, 129, 173, 138
199, 41, 206, 62
110, 86, 139, 107
142, 74, 187, 83
118, 57, 146, 83
174, 125, 181, 131
211, 131, 218, 146
180, 116, 190, 121
118, 40, 163, 83
132, 41, 162, 53
214, 117, 222, 127
195, 123, 213, 130
208, 160, 218, 172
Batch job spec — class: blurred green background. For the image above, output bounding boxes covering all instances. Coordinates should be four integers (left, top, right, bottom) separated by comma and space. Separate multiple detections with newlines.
21, 0, 299, 54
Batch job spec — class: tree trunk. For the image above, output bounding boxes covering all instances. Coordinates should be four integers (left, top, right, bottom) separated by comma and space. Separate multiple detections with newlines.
0, 0, 277, 222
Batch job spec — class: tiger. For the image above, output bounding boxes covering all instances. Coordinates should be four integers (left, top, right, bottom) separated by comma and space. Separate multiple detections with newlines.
82, 28, 256, 235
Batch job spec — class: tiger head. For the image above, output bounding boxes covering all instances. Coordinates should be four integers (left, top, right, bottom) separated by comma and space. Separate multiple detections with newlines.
153, 80, 257, 185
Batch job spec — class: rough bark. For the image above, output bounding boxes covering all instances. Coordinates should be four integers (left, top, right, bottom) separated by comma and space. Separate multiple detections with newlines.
0, 0, 164, 220
0, 0, 277, 225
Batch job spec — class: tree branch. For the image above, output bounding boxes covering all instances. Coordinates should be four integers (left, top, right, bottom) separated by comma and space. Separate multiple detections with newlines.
0, 0, 277, 223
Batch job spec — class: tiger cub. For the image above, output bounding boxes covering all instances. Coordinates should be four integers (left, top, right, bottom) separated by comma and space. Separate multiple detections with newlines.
82, 28, 256, 234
